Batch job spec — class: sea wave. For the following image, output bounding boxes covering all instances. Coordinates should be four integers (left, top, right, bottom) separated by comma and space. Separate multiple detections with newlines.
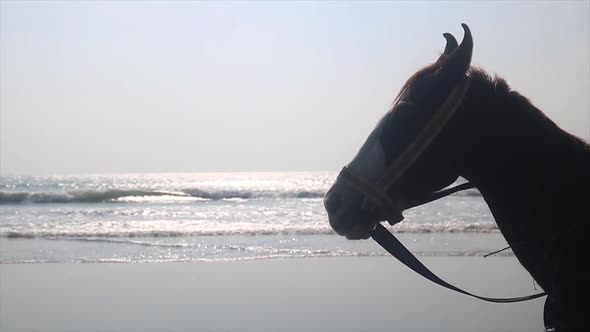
0, 186, 482, 204
0, 190, 186, 204
1, 249, 514, 264
181, 188, 325, 200
0, 188, 326, 204
56, 237, 192, 248
0, 222, 499, 239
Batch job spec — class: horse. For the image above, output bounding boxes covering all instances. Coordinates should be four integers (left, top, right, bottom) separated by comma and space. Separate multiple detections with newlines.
323, 24, 589, 331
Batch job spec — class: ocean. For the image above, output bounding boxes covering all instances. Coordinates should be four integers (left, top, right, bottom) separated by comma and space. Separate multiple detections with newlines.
0, 172, 510, 264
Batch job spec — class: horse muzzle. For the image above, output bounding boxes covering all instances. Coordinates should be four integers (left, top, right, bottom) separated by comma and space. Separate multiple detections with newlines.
324, 181, 387, 239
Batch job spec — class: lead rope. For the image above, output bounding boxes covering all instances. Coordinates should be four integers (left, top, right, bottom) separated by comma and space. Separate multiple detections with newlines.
372, 223, 547, 303
483, 246, 512, 258
339, 167, 547, 302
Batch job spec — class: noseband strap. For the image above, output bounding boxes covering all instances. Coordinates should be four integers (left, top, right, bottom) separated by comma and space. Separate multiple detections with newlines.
338, 166, 404, 223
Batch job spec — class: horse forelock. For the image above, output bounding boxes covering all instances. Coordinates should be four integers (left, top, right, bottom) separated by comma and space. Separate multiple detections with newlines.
392, 62, 442, 105
392, 53, 467, 109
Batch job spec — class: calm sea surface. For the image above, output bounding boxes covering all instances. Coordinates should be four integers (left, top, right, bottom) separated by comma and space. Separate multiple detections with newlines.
0, 172, 509, 263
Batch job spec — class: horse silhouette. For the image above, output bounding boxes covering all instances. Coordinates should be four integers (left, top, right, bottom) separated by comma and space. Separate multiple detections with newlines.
324, 24, 589, 331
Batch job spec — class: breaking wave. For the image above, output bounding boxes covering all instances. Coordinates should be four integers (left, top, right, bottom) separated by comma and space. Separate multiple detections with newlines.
0, 190, 186, 204
0, 187, 483, 204
0, 188, 326, 204
181, 188, 324, 200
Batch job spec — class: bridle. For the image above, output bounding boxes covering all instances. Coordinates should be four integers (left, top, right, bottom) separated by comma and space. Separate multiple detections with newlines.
336, 77, 546, 303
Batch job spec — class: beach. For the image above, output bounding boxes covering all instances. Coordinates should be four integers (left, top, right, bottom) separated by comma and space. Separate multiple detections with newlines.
0, 173, 545, 331
0, 257, 545, 332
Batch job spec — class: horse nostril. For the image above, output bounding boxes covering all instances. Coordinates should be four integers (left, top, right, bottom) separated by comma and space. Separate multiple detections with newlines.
325, 192, 342, 213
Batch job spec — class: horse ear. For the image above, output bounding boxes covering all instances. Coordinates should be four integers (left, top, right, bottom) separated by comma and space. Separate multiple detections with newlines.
436, 33, 458, 63
433, 24, 473, 91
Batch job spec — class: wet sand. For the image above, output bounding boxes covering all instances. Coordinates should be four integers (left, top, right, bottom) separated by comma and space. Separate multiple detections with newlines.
0, 257, 545, 332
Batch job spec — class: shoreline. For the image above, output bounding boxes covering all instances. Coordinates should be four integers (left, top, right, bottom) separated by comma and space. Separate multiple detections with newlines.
0, 256, 545, 332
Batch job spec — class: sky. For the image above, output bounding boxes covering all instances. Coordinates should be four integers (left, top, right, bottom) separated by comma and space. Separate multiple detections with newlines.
1, 1, 589, 175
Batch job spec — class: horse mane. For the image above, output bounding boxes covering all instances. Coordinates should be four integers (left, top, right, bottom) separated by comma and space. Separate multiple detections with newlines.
392, 57, 590, 167
466, 67, 590, 153
394, 62, 589, 154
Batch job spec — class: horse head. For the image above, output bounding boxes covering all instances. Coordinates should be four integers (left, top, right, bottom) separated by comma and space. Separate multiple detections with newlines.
324, 23, 590, 330
324, 24, 475, 240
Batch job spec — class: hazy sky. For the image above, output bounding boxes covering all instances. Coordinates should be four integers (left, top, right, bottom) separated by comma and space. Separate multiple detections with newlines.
1, 1, 589, 175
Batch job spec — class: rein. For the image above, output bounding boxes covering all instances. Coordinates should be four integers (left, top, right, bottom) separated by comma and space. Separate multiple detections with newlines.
371, 223, 547, 303
339, 77, 547, 303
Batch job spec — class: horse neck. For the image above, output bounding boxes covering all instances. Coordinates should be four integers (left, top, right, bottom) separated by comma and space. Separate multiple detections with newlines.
456, 75, 590, 243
